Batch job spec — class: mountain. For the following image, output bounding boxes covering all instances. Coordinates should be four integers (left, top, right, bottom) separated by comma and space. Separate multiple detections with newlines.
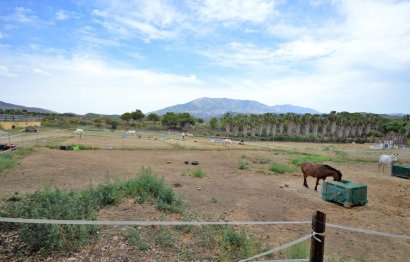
0, 101, 56, 114
151, 97, 320, 118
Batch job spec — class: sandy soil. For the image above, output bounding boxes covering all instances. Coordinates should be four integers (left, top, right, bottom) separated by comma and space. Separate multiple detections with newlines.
1, 130, 409, 261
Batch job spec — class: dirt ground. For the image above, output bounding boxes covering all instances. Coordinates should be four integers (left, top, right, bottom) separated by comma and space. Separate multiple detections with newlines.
1, 130, 409, 261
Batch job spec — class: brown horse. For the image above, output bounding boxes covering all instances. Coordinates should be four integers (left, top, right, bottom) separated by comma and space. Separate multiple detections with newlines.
300, 162, 342, 191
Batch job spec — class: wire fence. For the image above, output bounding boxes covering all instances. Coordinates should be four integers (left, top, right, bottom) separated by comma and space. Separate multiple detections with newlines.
1, 216, 409, 261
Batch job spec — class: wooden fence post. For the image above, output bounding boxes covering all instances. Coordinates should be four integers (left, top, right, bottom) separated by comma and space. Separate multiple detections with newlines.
310, 211, 326, 262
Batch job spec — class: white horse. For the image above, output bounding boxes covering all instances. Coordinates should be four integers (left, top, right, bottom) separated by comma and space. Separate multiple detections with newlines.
378, 154, 398, 174
223, 139, 233, 146
126, 130, 136, 136
73, 128, 84, 138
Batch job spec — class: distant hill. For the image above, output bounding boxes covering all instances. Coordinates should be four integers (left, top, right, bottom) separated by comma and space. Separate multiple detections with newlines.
85, 113, 120, 118
0, 101, 56, 114
151, 97, 321, 118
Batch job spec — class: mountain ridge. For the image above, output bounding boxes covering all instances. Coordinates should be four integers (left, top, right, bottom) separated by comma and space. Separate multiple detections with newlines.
151, 97, 321, 118
0, 101, 56, 114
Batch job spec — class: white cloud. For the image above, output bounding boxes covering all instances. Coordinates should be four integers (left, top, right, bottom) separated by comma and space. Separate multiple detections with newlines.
196, 0, 277, 24
92, 0, 184, 41
56, 10, 69, 21
0, 65, 17, 78
0, 52, 202, 114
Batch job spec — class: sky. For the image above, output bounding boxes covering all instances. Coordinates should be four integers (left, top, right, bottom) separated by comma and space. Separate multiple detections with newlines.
0, 0, 409, 115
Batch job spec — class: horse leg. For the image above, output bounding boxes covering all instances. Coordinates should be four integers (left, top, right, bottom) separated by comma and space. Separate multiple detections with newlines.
314, 178, 319, 191
303, 174, 308, 188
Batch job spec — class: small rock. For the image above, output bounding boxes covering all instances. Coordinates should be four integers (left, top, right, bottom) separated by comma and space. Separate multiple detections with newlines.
184, 161, 189, 164
285, 184, 289, 187
67, 258, 76, 262
191, 161, 199, 165
166, 161, 172, 164
197, 187, 202, 190
113, 236, 119, 241
173, 183, 182, 187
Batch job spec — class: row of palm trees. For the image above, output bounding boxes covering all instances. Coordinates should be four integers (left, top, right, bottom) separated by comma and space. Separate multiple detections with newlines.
221, 111, 388, 140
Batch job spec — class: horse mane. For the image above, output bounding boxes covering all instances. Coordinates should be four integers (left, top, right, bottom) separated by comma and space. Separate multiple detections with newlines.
322, 164, 342, 176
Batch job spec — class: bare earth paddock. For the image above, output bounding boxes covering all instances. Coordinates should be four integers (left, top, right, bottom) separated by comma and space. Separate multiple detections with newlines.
1, 129, 409, 261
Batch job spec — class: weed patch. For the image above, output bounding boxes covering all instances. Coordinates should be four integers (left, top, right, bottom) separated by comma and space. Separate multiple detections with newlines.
286, 241, 309, 259
238, 161, 249, 170
270, 162, 293, 174
192, 167, 206, 178
290, 155, 332, 166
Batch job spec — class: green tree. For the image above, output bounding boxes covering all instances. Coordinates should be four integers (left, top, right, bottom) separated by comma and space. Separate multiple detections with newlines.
161, 112, 178, 129
209, 117, 218, 130
177, 112, 196, 129
131, 109, 145, 123
120, 112, 132, 123
147, 113, 160, 124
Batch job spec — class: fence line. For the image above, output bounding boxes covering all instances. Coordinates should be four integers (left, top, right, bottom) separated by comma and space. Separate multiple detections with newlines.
1, 217, 409, 240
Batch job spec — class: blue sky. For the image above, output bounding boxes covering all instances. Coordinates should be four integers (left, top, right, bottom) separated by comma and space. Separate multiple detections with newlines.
1, 0, 409, 114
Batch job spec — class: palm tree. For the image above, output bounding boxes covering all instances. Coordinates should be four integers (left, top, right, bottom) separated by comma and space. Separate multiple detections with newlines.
320, 115, 329, 140
263, 113, 274, 139
241, 114, 249, 138
270, 114, 278, 141
302, 113, 312, 137
257, 114, 265, 138
232, 114, 242, 137
248, 114, 259, 138
311, 114, 321, 138
294, 114, 302, 136
286, 113, 295, 136
328, 111, 337, 139
222, 113, 233, 134
278, 114, 285, 134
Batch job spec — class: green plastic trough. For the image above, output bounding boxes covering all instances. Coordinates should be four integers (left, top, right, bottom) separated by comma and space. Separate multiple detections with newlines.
322, 179, 367, 208
392, 165, 410, 179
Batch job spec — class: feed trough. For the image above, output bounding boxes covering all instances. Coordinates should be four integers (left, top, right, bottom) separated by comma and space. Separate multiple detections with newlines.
322, 179, 367, 208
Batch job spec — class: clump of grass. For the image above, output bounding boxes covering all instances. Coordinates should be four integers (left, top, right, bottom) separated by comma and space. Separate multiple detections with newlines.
238, 161, 249, 170
290, 155, 332, 166
78, 144, 96, 150
270, 162, 293, 174
211, 197, 218, 203
0, 154, 16, 172
127, 227, 149, 251
221, 227, 256, 259
0, 147, 33, 174
286, 241, 309, 259
154, 226, 174, 248
192, 167, 206, 178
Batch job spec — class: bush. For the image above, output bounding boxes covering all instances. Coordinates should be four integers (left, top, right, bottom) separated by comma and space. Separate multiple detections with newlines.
192, 167, 206, 178
286, 242, 309, 259
221, 227, 255, 258
270, 163, 293, 174
238, 161, 249, 170
290, 155, 332, 166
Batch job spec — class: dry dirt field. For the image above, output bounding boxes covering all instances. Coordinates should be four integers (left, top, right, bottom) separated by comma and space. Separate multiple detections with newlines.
1, 129, 409, 261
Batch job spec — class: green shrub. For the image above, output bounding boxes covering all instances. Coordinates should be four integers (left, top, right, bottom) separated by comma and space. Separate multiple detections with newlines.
238, 161, 249, 170
127, 228, 149, 251
270, 162, 293, 174
286, 241, 309, 259
0, 154, 15, 172
290, 155, 332, 166
221, 227, 255, 258
192, 167, 206, 178
154, 226, 174, 248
